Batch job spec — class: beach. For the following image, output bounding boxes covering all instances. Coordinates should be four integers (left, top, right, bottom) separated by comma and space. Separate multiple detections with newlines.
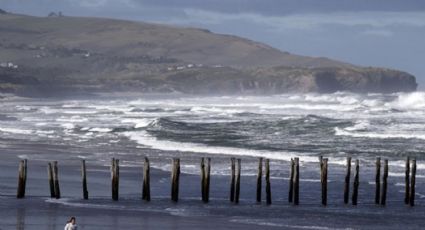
1, 93, 425, 229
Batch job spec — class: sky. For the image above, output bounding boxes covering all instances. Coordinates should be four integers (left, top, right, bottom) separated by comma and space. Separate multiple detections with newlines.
1, 0, 425, 88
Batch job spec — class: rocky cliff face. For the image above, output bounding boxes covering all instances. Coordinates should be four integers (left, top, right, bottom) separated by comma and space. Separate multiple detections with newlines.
0, 12, 417, 97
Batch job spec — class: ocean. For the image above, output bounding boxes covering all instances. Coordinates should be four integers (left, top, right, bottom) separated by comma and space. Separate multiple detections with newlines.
0, 92, 424, 229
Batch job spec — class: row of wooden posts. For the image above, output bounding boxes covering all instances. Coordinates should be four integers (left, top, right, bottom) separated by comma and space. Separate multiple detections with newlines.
15, 156, 418, 206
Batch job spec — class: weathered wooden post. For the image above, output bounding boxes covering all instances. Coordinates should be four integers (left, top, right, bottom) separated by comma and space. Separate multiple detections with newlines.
352, 159, 359, 205
265, 159, 271, 205
205, 158, 211, 203
171, 158, 180, 202
380, 159, 388, 205
409, 159, 416, 206
23, 159, 27, 197
111, 158, 119, 201
17, 160, 26, 198
201, 157, 211, 203
375, 157, 381, 204
81, 160, 88, 200
256, 157, 263, 203
344, 157, 351, 204
142, 157, 151, 201
111, 158, 115, 200
321, 158, 328, 206
405, 156, 410, 204
201, 158, 206, 201
293, 157, 300, 205
288, 158, 294, 203
230, 157, 236, 202
53, 161, 61, 199
235, 158, 241, 204
47, 162, 55, 198
116, 159, 119, 200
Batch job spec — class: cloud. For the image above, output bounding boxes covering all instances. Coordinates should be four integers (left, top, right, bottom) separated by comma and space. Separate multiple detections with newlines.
361, 30, 394, 37
124, 0, 425, 16
66, 0, 135, 8
68, 0, 109, 8
174, 9, 425, 30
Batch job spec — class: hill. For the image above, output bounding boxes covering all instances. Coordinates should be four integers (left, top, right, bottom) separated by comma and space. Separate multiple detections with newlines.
0, 12, 417, 96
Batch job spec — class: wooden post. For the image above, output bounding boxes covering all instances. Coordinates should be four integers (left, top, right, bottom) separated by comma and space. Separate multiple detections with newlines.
23, 159, 27, 197
344, 157, 351, 204
375, 157, 381, 204
116, 159, 120, 200
352, 159, 359, 205
321, 158, 328, 206
111, 158, 119, 201
293, 157, 299, 205
205, 158, 211, 203
265, 159, 271, 205
142, 157, 151, 201
405, 156, 410, 205
235, 158, 241, 204
380, 159, 388, 205
111, 158, 115, 200
81, 160, 88, 200
171, 158, 180, 202
230, 158, 236, 202
53, 161, 60, 199
256, 157, 263, 203
288, 158, 294, 203
409, 159, 416, 206
17, 160, 25, 198
201, 158, 206, 201
47, 162, 55, 198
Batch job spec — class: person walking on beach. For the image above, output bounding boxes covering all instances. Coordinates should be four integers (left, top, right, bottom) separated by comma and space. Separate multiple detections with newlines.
64, 217, 78, 230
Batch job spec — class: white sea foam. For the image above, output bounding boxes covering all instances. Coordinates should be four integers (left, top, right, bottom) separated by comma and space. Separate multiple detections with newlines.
63, 110, 98, 115
230, 218, 352, 230
124, 130, 319, 163
388, 172, 425, 178
88, 127, 113, 133
0, 127, 33, 135
343, 120, 370, 131
61, 123, 75, 130
334, 127, 425, 140
389, 160, 425, 170
62, 102, 80, 108
389, 92, 425, 110
15, 105, 34, 111
56, 116, 88, 122
190, 106, 244, 114
121, 118, 157, 128
86, 104, 133, 113
259, 103, 359, 112
39, 107, 59, 114
35, 130, 55, 134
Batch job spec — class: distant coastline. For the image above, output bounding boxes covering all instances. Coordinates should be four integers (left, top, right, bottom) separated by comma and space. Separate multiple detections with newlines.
0, 10, 417, 97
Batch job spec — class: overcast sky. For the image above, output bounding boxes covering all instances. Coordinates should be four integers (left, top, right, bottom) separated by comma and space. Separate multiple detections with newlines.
1, 0, 425, 88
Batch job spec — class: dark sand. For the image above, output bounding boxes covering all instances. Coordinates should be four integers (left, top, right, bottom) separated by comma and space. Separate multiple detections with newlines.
0, 142, 425, 230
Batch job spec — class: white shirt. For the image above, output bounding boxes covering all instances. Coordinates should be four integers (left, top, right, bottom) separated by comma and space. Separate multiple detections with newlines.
64, 223, 78, 230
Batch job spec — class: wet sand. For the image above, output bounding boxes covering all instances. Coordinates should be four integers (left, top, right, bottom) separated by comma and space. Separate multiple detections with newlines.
1, 148, 425, 230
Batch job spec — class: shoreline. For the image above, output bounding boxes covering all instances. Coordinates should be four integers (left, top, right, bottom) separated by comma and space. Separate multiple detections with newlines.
1, 154, 425, 229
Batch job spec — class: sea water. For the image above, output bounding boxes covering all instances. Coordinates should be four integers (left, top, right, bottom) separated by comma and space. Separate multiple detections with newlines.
1, 92, 425, 229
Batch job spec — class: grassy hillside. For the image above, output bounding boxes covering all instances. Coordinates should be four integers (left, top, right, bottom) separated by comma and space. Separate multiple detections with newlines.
0, 11, 417, 96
